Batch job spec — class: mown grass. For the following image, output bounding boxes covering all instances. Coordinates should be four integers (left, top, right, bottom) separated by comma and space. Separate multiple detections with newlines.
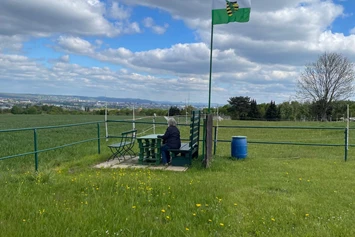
1, 115, 355, 236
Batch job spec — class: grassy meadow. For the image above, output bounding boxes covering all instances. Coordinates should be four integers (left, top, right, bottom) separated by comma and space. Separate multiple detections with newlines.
1, 114, 355, 236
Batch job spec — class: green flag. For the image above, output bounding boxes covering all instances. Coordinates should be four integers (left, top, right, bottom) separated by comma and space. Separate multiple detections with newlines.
212, 0, 251, 25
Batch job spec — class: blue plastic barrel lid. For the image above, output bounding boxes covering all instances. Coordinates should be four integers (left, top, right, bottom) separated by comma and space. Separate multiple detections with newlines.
232, 136, 247, 139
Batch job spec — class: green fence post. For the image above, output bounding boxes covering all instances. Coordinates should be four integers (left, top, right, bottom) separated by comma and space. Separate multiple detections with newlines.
213, 126, 217, 155
33, 129, 38, 172
97, 123, 101, 154
345, 128, 348, 162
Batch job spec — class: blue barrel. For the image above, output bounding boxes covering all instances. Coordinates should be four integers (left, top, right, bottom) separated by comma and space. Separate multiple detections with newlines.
231, 136, 247, 159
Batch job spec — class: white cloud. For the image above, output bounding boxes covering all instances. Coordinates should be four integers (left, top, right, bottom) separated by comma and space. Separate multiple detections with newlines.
60, 55, 70, 63
0, 0, 117, 37
350, 27, 355, 35
142, 17, 169, 34
143, 17, 154, 28
110, 2, 131, 20
1, 0, 355, 104
57, 36, 95, 55
0, 35, 24, 52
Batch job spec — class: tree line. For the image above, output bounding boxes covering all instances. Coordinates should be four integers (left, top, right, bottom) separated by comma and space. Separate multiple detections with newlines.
223, 96, 355, 121
2, 100, 354, 121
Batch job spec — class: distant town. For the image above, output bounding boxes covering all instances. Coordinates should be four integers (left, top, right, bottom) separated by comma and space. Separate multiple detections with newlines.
0, 92, 212, 111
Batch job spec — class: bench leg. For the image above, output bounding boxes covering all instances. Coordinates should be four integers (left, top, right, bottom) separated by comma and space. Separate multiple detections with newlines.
108, 146, 125, 161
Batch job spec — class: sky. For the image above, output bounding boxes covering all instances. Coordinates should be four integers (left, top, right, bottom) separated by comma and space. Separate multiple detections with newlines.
1, 0, 355, 105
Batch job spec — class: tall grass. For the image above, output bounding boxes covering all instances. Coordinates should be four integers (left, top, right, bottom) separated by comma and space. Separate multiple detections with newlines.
1, 115, 355, 236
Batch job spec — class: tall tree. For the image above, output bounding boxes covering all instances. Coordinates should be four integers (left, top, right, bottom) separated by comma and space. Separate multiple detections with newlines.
228, 96, 251, 120
265, 101, 280, 121
168, 106, 181, 116
297, 52, 355, 121
248, 99, 261, 119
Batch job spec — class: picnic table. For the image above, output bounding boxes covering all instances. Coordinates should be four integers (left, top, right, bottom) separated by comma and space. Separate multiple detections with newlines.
137, 134, 163, 165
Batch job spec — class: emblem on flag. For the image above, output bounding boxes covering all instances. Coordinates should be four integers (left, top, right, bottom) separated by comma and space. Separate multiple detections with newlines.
226, 1, 239, 16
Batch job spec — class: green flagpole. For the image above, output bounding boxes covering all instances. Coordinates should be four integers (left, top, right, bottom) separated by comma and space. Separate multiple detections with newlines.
208, 21, 214, 113
204, 17, 214, 162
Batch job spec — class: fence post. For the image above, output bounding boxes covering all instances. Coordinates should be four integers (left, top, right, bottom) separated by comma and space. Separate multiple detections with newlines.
33, 129, 38, 172
344, 128, 348, 162
202, 114, 206, 161
97, 123, 101, 154
213, 126, 217, 155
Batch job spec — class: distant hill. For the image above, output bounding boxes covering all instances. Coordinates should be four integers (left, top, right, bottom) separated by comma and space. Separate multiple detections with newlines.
0, 92, 214, 107
0, 92, 155, 104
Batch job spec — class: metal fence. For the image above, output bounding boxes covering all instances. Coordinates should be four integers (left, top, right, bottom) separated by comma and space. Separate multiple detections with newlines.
0, 118, 351, 171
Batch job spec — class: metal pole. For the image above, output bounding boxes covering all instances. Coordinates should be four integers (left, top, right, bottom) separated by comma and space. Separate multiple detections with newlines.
132, 105, 136, 131
33, 129, 38, 172
345, 128, 348, 162
153, 113, 156, 134
347, 104, 349, 151
97, 123, 101, 154
208, 23, 214, 113
105, 101, 108, 141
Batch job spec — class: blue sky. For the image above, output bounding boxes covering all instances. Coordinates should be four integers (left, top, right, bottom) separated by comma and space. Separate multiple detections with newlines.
0, 0, 355, 105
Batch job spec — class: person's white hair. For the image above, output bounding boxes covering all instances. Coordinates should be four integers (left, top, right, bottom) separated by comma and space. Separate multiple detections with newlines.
167, 118, 177, 126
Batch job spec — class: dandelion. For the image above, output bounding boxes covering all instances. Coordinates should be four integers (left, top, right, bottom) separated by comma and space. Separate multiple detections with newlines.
305, 214, 309, 217
161, 209, 166, 213
208, 219, 212, 222
185, 227, 189, 231
271, 218, 275, 222
23, 219, 26, 222
196, 204, 201, 207
166, 216, 170, 220
307, 180, 310, 182
299, 178, 302, 181
220, 223, 224, 226
132, 206, 136, 209
234, 203, 238, 206
167, 205, 171, 208
192, 213, 196, 216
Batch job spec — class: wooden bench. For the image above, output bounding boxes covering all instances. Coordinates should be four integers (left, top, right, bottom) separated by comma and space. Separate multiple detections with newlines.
168, 110, 201, 166
107, 129, 137, 161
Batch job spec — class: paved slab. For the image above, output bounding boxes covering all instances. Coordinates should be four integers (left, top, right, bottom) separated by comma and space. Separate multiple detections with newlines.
166, 166, 189, 172
94, 156, 188, 172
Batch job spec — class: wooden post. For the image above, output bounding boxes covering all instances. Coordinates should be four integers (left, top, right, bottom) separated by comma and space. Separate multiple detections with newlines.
202, 114, 213, 168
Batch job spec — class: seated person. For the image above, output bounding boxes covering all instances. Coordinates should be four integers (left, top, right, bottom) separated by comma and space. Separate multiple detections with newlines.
157, 118, 181, 165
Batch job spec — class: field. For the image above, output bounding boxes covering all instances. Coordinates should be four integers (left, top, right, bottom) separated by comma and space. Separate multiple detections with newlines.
1, 114, 355, 236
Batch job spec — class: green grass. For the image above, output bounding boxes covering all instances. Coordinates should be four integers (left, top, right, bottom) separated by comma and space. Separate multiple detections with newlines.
1, 115, 355, 236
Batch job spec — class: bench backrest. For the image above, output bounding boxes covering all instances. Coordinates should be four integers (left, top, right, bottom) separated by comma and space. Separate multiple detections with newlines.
121, 129, 137, 144
189, 110, 201, 149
